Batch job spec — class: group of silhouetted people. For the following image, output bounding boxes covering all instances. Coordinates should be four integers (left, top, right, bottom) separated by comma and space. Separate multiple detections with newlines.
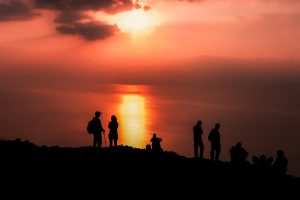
252, 150, 288, 175
89, 111, 119, 148
89, 111, 163, 152
192, 120, 288, 174
193, 121, 221, 161
88, 111, 288, 174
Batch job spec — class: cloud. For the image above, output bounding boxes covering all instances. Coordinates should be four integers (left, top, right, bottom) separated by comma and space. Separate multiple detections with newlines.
34, 0, 138, 40
56, 21, 119, 40
0, 0, 147, 40
35, 0, 135, 14
0, 0, 37, 21
54, 10, 90, 24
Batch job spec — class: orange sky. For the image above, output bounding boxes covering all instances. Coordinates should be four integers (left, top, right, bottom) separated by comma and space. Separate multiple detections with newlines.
0, 0, 300, 176
1, 0, 300, 66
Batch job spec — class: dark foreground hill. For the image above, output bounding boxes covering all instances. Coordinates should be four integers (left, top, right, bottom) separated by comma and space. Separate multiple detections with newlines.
0, 139, 299, 199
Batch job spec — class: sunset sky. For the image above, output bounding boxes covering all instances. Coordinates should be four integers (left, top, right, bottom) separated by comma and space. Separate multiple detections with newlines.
0, 0, 300, 176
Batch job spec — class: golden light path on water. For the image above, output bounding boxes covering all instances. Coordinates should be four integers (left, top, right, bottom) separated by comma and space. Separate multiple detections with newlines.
119, 94, 147, 148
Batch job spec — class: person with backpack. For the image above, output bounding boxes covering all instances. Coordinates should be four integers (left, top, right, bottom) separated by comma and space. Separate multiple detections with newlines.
88, 111, 105, 148
108, 115, 119, 147
208, 123, 221, 161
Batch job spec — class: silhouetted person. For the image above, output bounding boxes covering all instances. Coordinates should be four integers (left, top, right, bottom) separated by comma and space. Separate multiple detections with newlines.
252, 155, 273, 173
146, 144, 151, 153
272, 150, 288, 175
150, 133, 163, 153
230, 142, 248, 163
208, 123, 221, 161
91, 111, 105, 148
108, 115, 119, 147
193, 120, 204, 159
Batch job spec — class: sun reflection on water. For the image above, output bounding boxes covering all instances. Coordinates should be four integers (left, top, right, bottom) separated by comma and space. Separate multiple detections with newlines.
119, 94, 147, 148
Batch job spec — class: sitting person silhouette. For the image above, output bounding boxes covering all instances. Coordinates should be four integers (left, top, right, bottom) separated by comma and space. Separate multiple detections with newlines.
252, 155, 273, 170
229, 142, 248, 163
150, 133, 163, 153
272, 150, 288, 175
146, 144, 152, 153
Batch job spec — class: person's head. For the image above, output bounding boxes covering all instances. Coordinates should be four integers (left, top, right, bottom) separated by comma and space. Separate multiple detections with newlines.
277, 150, 284, 157
95, 111, 101, 118
197, 120, 202, 126
215, 123, 220, 129
237, 142, 242, 148
111, 115, 117, 121
153, 133, 156, 138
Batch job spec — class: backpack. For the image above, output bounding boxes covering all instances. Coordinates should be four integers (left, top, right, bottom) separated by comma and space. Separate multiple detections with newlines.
87, 119, 95, 134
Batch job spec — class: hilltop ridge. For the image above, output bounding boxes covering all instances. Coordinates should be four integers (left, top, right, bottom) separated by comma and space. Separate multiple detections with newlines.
1, 139, 299, 199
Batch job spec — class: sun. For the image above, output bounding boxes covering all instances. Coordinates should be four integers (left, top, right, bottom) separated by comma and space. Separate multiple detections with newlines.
111, 9, 161, 34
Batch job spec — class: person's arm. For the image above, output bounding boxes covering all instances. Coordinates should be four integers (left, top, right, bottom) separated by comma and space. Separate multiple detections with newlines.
100, 121, 105, 133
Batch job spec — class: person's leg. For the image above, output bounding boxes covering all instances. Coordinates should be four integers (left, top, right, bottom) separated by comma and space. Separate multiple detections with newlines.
109, 137, 112, 147
200, 141, 204, 159
99, 134, 102, 148
93, 134, 97, 148
96, 134, 101, 147
210, 143, 215, 160
194, 143, 198, 158
216, 143, 221, 161
114, 138, 117, 147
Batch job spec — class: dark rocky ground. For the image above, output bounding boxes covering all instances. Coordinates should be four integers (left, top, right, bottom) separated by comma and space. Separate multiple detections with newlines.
0, 139, 299, 199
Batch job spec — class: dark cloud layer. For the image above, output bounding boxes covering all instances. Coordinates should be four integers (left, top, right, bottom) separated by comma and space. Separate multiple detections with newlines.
35, 0, 134, 14
0, 0, 148, 40
56, 21, 119, 40
36, 0, 136, 40
0, 1, 36, 20
54, 10, 90, 24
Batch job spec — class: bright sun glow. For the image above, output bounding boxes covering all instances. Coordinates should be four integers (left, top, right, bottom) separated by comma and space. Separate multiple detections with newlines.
111, 9, 161, 33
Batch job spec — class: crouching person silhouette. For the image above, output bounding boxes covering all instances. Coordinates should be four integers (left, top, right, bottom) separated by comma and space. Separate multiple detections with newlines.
150, 133, 163, 153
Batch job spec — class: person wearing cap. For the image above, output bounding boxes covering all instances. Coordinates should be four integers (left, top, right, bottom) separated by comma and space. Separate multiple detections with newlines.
193, 120, 204, 159
92, 111, 105, 148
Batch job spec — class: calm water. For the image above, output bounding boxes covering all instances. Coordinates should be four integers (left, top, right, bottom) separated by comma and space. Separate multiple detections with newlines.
1, 83, 299, 176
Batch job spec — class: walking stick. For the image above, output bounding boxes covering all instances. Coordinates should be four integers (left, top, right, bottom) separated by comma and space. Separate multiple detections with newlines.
103, 130, 106, 147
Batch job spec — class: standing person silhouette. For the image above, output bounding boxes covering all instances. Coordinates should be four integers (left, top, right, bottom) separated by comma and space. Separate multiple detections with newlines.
108, 115, 119, 147
150, 133, 163, 153
91, 111, 105, 148
193, 120, 204, 159
208, 123, 221, 161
